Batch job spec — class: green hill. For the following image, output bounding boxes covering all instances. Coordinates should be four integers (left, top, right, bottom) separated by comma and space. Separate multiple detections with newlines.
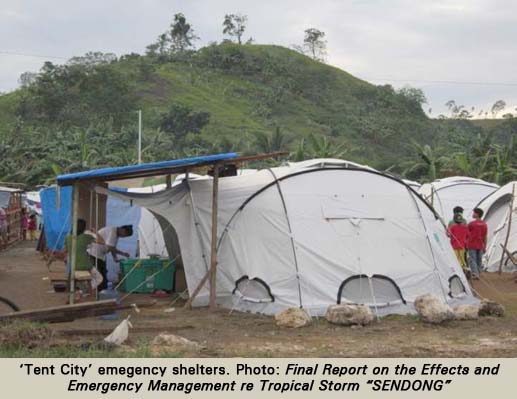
0, 43, 514, 186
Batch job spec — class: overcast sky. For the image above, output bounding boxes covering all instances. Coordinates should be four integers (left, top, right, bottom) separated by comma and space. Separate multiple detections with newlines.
1, 0, 516, 116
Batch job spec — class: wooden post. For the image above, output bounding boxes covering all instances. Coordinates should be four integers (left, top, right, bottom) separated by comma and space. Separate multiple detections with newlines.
498, 183, 515, 274
166, 175, 172, 188
209, 164, 220, 311
69, 183, 79, 305
184, 269, 211, 309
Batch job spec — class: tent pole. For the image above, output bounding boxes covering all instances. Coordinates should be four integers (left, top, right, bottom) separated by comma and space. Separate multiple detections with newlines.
498, 183, 515, 274
69, 183, 79, 305
184, 269, 211, 309
209, 163, 220, 311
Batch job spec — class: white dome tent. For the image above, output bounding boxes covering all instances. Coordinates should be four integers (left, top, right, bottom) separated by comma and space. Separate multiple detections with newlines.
419, 176, 499, 223
477, 181, 517, 272
100, 162, 476, 316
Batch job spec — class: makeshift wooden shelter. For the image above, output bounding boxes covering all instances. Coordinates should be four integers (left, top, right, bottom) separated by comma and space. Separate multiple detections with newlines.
56, 152, 286, 305
0, 185, 24, 249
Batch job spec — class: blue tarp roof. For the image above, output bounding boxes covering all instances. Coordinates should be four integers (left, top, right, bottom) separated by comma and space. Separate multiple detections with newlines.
57, 153, 238, 185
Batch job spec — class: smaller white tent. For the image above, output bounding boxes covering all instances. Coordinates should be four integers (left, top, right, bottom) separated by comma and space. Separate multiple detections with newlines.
477, 181, 517, 272
419, 176, 499, 223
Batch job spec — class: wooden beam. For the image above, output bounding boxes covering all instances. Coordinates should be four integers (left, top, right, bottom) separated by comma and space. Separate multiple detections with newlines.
69, 183, 79, 305
0, 300, 117, 323
231, 151, 289, 163
209, 163, 220, 311
183, 269, 211, 309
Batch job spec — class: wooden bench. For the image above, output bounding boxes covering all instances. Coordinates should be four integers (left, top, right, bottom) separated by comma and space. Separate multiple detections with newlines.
49, 271, 93, 295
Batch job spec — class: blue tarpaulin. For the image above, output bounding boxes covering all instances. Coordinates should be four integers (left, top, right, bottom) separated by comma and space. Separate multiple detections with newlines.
40, 186, 72, 251
56, 153, 237, 185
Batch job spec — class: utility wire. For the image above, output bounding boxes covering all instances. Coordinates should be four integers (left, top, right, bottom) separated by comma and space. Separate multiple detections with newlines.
361, 76, 517, 87
0, 51, 68, 60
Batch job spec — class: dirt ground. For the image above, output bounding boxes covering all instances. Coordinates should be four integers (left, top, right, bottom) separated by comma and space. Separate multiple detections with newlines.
1, 240, 517, 357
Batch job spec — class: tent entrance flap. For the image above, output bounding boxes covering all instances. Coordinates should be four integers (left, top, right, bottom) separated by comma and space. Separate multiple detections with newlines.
337, 275, 406, 307
233, 276, 274, 303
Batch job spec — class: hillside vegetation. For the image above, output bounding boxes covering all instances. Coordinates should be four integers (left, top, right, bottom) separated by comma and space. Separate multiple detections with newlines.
0, 43, 515, 186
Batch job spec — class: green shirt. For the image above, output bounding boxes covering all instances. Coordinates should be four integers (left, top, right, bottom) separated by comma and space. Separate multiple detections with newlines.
448, 215, 467, 227
64, 233, 95, 271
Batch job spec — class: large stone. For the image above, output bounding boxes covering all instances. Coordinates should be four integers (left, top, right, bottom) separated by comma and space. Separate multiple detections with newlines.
150, 334, 201, 353
453, 304, 479, 320
478, 300, 505, 317
414, 294, 454, 324
325, 304, 374, 326
275, 308, 312, 328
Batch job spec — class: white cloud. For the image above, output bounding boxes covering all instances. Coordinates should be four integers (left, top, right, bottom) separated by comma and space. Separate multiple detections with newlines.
0, 0, 516, 114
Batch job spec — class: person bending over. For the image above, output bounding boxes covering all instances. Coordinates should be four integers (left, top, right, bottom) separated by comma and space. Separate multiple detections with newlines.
87, 225, 133, 291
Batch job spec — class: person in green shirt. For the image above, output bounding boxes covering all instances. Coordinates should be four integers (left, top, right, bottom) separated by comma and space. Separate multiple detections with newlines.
448, 206, 467, 227
64, 219, 96, 273
61, 219, 104, 301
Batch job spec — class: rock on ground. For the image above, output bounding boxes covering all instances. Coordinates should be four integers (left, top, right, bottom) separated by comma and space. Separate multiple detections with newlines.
478, 300, 505, 317
150, 333, 202, 354
414, 294, 454, 324
453, 304, 479, 320
325, 304, 374, 326
275, 308, 312, 328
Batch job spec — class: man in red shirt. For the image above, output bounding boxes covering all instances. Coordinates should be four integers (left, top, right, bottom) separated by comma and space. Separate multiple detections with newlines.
466, 208, 488, 279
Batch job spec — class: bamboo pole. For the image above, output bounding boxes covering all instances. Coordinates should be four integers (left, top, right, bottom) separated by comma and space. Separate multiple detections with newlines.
209, 164, 220, 311
498, 183, 515, 274
69, 183, 79, 305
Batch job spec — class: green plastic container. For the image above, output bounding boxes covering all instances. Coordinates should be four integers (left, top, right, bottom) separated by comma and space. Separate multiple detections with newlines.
119, 258, 175, 293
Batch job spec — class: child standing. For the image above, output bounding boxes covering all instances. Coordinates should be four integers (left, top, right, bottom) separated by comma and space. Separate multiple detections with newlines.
466, 208, 488, 280
448, 212, 468, 273
28, 214, 37, 240
20, 209, 28, 240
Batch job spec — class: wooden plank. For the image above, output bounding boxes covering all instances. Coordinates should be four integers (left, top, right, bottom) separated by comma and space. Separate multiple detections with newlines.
231, 151, 289, 163
184, 269, 211, 309
69, 183, 79, 304
209, 164, 220, 311
0, 300, 117, 323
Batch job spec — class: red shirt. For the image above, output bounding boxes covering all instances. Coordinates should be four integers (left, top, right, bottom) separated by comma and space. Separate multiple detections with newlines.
28, 219, 36, 231
466, 219, 487, 250
448, 223, 468, 250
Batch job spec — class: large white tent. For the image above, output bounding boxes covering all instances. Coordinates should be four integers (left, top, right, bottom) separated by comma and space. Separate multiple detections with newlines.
101, 161, 476, 316
477, 181, 517, 272
419, 176, 499, 223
